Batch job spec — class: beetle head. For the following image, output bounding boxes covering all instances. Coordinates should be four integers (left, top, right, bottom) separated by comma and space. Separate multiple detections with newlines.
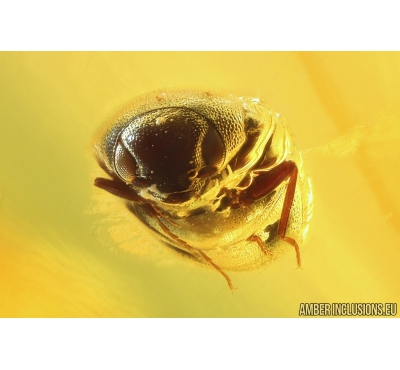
101, 107, 226, 203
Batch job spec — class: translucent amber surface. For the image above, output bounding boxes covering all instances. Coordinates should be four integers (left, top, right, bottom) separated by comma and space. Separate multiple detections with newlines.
1, 52, 399, 317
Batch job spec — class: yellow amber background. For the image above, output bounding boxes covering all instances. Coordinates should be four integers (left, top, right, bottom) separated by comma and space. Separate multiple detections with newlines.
0, 52, 399, 317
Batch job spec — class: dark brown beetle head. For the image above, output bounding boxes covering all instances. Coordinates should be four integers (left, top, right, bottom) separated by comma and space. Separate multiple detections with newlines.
94, 90, 249, 205
113, 107, 225, 201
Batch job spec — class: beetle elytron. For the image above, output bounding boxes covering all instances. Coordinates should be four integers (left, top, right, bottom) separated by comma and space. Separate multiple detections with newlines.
94, 89, 313, 290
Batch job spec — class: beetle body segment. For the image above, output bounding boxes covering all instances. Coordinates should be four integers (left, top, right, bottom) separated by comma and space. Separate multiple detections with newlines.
94, 90, 313, 287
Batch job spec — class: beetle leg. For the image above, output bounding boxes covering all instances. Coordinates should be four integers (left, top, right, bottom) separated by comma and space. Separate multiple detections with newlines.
148, 205, 181, 228
241, 160, 301, 267
94, 177, 142, 202
246, 235, 273, 256
140, 202, 235, 291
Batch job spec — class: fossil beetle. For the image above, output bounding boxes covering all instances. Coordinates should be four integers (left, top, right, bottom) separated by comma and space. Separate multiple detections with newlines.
94, 89, 313, 290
